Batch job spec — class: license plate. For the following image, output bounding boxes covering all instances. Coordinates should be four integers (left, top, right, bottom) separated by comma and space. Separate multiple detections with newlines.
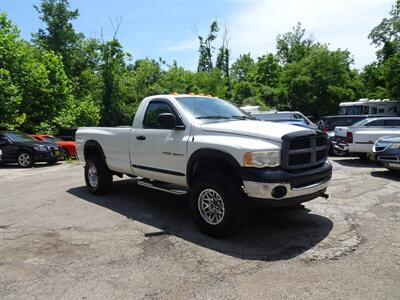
54, 150, 60, 155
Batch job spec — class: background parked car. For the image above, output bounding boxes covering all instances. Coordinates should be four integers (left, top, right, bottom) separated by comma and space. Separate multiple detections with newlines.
251, 111, 317, 129
373, 136, 400, 171
334, 117, 400, 156
32, 134, 77, 158
318, 115, 367, 133
268, 118, 311, 129
0, 131, 64, 167
56, 128, 78, 141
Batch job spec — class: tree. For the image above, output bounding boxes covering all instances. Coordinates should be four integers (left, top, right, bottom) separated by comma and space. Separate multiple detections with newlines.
368, 0, 400, 61
230, 54, 255, 82
197, 21, 219, 72
281, 47, 357, 117
276, 22, 316, 64
32, 0, 82, 77
0, 12, 75, 132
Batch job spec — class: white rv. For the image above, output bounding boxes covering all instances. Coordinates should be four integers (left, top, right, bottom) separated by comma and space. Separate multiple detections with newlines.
339, 99, 399, 116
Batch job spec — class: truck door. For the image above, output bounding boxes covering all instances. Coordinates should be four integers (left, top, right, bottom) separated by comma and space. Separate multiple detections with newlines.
131, 99, 190, 186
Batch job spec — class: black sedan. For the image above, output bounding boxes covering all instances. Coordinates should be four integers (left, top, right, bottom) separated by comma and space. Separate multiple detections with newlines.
373, 136, 400, 172
0, 131, 64, 168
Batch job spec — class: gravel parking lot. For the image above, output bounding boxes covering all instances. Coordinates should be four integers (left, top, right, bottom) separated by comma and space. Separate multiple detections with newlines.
0, 158, 399, 299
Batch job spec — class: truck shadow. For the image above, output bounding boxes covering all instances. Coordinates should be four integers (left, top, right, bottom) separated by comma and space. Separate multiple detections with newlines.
67, 179, 333, 261
371, 170, 400, 182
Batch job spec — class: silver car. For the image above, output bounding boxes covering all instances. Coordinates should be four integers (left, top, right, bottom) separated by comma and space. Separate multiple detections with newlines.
373, 136, 400, 171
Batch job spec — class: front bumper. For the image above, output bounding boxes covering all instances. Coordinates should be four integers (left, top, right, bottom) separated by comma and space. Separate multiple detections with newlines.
241, 161, 332, 207
34, 150, 64, 162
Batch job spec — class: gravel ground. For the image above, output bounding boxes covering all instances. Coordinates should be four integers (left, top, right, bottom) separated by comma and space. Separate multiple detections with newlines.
0, 158, 399, 299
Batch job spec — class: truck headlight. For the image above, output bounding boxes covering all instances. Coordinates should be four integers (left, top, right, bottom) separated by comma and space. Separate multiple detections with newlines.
389, 143, 400, 149
243, 151, 280, 168
33, 146, 49, 152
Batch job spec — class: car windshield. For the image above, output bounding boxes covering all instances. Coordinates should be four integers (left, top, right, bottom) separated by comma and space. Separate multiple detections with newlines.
42, 136, 62, 143
175, 96, 254, 122
352, 119, 371, 126
6, 132, 37, 142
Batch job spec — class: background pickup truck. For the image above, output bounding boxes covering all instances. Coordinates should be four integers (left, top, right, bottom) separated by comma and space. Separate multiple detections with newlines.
334, 117, 400, 155
76, 94, 332, 237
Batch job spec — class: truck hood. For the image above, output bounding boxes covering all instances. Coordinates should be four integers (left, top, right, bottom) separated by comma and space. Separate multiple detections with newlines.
200, 120, 313, 142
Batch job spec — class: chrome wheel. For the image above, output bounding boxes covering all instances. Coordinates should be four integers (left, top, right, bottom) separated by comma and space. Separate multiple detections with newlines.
198, 189, 225, 225
88, 164, 99, 188
18, 153, 31, 167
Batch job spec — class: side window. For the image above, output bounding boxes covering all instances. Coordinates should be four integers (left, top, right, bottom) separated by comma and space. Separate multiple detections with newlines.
0, 135, 10, 144
366, 120, 385, 127
293, 114, 302, 120
371, 107, 378, 115
363, 106, 369, 114
385, 119, 400, 127
143, 100, 176, 129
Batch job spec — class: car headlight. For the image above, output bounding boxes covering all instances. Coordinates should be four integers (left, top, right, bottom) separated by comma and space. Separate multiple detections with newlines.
389, 143, 400, 149
243, 151, 280, 168
33, 146, 49, 152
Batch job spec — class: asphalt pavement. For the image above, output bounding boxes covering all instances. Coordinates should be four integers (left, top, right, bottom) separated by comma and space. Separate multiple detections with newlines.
0, 158, 399, 299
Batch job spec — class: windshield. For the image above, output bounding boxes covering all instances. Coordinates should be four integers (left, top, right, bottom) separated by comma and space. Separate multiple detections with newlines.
352, 119, 370, 126
175, 96, 254, 121
339, 106, 363, 115
42, 136, 62, 143
6, 132, 37, 142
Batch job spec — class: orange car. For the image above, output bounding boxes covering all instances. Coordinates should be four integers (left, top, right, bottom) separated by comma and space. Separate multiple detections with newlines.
32, 134, 77, 157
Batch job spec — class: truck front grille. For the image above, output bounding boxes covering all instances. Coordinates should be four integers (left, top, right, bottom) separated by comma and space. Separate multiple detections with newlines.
281, 131, 328, 170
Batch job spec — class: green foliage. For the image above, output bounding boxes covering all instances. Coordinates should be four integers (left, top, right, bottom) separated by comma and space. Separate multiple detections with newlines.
197, 21, 219, 72
32, 0, 82, 77
276, 22, 317, 64
2, 1, 400, 132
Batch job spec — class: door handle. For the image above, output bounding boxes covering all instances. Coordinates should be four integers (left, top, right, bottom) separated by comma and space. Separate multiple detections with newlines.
136, 135, 146, 140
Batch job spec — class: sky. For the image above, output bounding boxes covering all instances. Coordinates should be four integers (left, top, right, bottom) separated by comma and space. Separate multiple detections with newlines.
1, 0, 395, 70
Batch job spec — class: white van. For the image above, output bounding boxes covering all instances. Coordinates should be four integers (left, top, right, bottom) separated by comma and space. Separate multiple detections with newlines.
240, 107, 316, 129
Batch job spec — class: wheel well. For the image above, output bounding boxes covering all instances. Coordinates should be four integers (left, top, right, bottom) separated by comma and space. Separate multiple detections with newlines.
187, 155, 242, 187
83, 141, 106, 163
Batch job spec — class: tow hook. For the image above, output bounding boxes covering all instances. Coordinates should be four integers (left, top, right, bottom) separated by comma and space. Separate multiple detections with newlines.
321, 193, 329, 199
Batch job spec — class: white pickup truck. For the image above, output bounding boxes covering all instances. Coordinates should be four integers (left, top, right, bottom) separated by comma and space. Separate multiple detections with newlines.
76, 94, 332, 237
334, 117, 400, 155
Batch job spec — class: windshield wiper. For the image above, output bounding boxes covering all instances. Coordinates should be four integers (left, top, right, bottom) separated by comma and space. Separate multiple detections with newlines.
231, 115, 254, 120
196, 115, 231, 119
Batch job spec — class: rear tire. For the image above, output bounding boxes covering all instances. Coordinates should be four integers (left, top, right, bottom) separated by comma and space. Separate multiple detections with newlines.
84, 158, 113, 194
190, 173, 248, 238
17, 152, 34, 168
332, 146, 347, 157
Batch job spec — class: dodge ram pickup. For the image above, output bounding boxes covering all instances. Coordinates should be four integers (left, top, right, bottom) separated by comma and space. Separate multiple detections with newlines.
76, 95, 332, 237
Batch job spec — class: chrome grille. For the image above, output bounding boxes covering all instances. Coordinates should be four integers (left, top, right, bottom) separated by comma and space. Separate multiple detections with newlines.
281, 131, 328, 170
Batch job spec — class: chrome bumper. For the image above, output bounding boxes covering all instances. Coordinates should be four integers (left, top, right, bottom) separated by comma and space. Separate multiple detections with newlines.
243, 178, 330, 200
332, 141, 349, 151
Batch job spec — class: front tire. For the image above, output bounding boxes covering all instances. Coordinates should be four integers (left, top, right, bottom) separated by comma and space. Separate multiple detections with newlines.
383, 163, 400, 172
190, 174, 248, 238
84, 158, 113, 194
17, 152, 34, 168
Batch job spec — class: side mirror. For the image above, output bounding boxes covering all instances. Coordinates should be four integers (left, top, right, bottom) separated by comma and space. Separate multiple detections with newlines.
157, 113, 177, 128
